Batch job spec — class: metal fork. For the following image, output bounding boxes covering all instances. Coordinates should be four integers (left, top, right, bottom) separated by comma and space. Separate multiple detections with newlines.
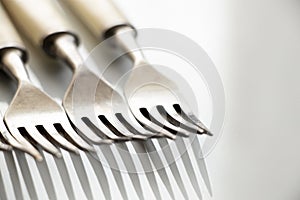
0, 3, 94, 160
2, 0, 175, 143
61, 0, 213, 196
61, 0, 212, 137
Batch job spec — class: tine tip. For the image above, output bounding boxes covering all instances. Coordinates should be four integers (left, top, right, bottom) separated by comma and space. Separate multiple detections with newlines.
84, 145, 95, 152
204, 130, 213, 136
101, 139, 114, 144
35, 154, 44, 162
131, 135, 148, 140
0, 144, 12, 151
55, 152, 62, 158
72, 148, 80, 154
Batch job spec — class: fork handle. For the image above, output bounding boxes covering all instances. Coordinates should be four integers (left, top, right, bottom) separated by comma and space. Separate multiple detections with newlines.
0, 3, 32, 82
1, 0, 79, 56
61, 0, 135, 40
0, 4, 27, 62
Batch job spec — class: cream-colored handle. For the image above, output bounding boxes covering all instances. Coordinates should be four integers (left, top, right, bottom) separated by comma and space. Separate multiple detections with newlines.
61, 0, 133, 40
0, 3, 26, 62
1, 0, 78, 53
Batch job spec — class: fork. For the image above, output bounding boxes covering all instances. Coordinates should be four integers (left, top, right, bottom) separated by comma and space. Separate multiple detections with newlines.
0, 3, 95, 160
2, 0, 175, 142
61, 0, 212, 137
0, 128, 12, 151
61, 0, 213, 195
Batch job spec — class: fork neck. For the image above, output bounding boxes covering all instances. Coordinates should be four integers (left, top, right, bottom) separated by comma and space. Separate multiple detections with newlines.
50, 34, 83, 73
112, 26, 148, 66
0, 49, 30, 84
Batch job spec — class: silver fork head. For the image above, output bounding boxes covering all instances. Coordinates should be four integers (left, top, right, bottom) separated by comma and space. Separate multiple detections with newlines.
63, 66, 153, 142
54, 34, 165, 143
110, 27, 211, 138
124, 62, 212, 137
0, 104, 42, 160
4, 81, 93, 157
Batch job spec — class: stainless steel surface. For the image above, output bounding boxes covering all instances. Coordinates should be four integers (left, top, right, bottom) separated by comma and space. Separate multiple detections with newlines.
1, 48, 94, 158
53, 34, 153, 141
114, 26, 211, 137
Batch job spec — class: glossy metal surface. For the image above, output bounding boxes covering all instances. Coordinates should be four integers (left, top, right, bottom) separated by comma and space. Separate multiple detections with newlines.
1, 49, 93, 159
52, 34, 153, 142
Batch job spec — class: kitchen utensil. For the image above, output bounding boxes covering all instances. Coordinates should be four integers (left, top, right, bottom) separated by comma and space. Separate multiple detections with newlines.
61, 0, 212, 137
61, 0, 213, 196
0, 2, 93, 160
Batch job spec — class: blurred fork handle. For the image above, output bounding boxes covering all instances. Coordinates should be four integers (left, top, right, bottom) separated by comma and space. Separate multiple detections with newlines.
61, 0, 133, 40
1, 0, 79, 55
60, 0, 142, 62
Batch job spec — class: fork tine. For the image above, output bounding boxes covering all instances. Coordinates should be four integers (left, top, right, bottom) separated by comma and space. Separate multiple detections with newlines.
132, 110, 176, 139
25, 126, 62, 158
79, 118, 117, 143
158, 105, 206, 134
7, 127, 43, 161
64, 107, 109, 143
140, 107, 190, 137
2, 120, 41, 158
173, 104, 212, 135
61, 123, 95, 151
0, 141, 11, 150
104, 115, 148, 140
115, 112, 160, 138
82, 117, 129, 142
151, 108, 193, 136
94, 118, 133, 141
2, 133, 23, 150
70, 117, 112, 144
43, 124, 79, 153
